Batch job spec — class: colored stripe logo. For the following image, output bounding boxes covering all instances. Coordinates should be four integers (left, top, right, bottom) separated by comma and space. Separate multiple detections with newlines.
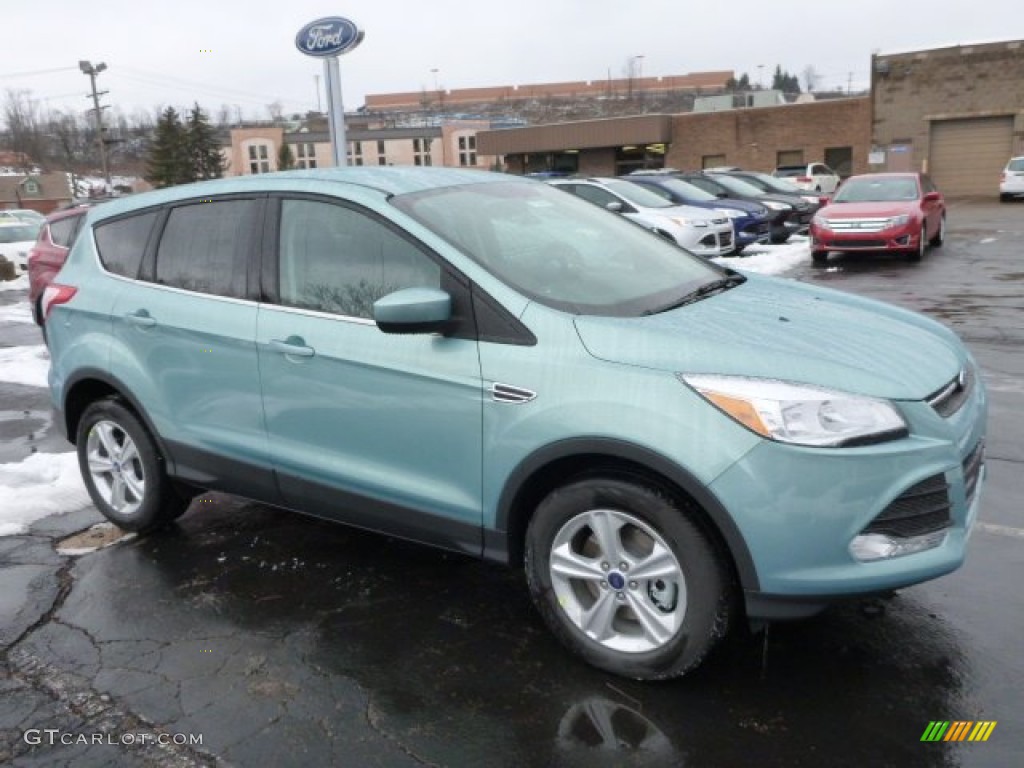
921, 721, 997, 742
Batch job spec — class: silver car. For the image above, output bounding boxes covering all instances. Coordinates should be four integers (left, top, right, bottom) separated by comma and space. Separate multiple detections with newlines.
548, 177, 734, 256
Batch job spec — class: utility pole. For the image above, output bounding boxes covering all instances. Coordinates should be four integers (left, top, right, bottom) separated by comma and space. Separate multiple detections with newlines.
79, 60, 111, 188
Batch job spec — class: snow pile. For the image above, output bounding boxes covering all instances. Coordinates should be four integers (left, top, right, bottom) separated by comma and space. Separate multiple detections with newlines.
713, 237, 810, 275
0, 452, 90, 536
0, 274, 29, 292
0, 300, 34, 324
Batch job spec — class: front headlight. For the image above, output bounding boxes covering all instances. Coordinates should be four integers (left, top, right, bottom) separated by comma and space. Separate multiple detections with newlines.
716, 208, 743, 220
886, 214, 911, 228
671, 217, 708, 228
762, 200, 792, 211
679, 375, 908, 447
812, 215, 830, 230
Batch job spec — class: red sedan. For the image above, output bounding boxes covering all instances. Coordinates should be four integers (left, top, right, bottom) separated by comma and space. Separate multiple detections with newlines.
809, 173, 946, 263
27, 206, 89, 328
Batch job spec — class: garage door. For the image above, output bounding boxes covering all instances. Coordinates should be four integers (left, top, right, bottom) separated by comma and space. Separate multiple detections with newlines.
929, 117, 1013, 196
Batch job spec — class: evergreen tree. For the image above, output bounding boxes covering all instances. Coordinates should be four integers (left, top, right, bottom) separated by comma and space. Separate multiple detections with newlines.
278, 142, 296, 171
145, 107, 188, 188
186, 103, 226, 181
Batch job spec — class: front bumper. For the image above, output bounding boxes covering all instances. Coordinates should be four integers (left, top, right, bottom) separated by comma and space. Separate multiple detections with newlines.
811, 223, 919, 253
707, 366, 987, 619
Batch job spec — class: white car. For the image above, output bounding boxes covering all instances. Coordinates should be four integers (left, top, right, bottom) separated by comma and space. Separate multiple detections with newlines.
0, 221, 41, 273
0, 208, 46, 225
999, 157, 1024, 202
548, 177, 735, 257
773, 163, 841, 194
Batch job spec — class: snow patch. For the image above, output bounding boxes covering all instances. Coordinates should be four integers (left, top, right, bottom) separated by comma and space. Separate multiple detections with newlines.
0, 299, 34, 324
0, 452, 91, 536
713, 238, 810, 276
0, 275, 29, 292
0, 344, 50, 388
979, 237, 997, 244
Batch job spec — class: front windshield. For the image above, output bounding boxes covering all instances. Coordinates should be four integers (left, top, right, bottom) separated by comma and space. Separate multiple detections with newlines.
833, 176, 920, 203
699, 174, 765, 197
602, 179, 676, 208
749, 173, 804, 194
392, 180, 721, 317
658, 178, 717, 203
0, 224, 38, 243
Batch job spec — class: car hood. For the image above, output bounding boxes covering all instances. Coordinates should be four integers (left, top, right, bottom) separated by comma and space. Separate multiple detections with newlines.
821, 201, 918, 218
573, 276, 961, 400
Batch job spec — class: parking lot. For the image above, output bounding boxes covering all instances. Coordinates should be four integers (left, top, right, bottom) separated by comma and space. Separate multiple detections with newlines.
0, 199, 1021, 767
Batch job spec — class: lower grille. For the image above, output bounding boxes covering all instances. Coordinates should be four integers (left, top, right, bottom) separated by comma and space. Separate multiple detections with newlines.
863, 474, 951, 538
832, 239, 887, 248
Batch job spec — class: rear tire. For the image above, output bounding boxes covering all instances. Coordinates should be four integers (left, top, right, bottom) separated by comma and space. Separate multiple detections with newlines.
524, 477, 732, 680
76, 399, 189, 533
1000, 193, 1011, 203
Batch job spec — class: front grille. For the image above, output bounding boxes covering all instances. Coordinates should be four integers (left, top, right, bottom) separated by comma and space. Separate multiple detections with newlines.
963, 441, 984, 508
832, 239, 887, 248
825, 218, 891, 233
863, 474, 951, 538
928, 367, 972, 418
720, 231, 733, 247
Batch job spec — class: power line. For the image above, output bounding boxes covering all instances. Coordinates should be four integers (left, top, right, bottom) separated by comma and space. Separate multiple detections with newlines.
0, 66, 79, 80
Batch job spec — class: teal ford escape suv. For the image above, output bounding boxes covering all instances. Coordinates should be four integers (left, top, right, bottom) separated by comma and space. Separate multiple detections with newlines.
45, 168, 987, 680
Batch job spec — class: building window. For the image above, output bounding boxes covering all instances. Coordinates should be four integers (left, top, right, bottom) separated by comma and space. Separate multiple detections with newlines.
458, 135, 477, 166
347, 141, 364, 166
248, 144, 270, 174
295, 143, 317, 169
377, 140, 386, 166
776, 150, 804, 167
22, 179, 41, 195
701, 154, 727, 169
413, 138, 432, 166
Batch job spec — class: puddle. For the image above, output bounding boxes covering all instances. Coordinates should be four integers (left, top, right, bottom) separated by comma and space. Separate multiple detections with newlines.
57, 522, 136, 556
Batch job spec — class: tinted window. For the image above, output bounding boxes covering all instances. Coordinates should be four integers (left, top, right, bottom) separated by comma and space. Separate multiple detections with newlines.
49, 216, 80, 248
155, 200, 258, 297
278, 199, 441, 319
94, 211, 158, 278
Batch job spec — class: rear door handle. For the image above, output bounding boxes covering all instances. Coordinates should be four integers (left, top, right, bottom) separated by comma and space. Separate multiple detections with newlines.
269, 338, 315, 358
124, 310, 156, 328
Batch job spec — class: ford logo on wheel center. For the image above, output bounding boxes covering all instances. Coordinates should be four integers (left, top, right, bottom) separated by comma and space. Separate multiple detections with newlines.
295, 17, 364, 58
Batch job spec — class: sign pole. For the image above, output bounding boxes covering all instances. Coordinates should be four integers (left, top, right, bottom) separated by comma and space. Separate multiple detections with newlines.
324, 57, 347, 167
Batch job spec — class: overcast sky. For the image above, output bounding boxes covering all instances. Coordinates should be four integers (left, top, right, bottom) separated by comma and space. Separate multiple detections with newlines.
4, 0, 1021, 122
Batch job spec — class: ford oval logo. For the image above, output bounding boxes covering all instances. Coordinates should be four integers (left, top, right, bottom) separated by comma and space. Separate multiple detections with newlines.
295, 17, 364, 58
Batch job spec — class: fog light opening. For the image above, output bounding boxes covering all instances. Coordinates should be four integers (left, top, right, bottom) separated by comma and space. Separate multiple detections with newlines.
850, 530, 948, 562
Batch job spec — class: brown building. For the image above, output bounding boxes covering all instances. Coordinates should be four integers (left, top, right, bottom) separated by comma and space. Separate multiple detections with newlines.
479, 38, 1024, 196
870, 39, 1024, 195
0, 173, 73, 214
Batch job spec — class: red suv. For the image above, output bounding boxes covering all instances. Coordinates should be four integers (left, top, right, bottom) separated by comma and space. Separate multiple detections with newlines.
27, 207, 89, 328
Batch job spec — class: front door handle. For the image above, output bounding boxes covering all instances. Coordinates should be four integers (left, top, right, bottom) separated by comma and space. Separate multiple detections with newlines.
269, 337, 315, 358
124, 310, 156, 328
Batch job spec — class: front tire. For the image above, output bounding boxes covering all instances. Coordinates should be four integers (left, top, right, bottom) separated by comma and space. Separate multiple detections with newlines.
76, 399, 188, 533
907, 224, 926, 261
812, 249, 829, 264
525, 477, 732, 680
929, 214, 946, 247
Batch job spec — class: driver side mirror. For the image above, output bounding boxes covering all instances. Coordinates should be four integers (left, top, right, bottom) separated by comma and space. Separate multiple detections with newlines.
922, 191, 942, 202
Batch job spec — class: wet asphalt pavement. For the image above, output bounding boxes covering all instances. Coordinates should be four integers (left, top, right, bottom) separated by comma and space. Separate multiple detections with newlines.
1, 200, 1022, 767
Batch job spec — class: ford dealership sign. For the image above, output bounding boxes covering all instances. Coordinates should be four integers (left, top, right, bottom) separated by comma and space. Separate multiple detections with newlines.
295, 17, 364, 58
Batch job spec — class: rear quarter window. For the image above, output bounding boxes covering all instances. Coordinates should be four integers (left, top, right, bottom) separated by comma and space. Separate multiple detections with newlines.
48, 216, 81, 248
93, 211, 159, 278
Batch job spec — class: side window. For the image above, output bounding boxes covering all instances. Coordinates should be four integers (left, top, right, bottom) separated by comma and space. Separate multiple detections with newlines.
94, 211, 158, 278
278, 199, 441, 319
48, 217, 78, 248
154, 200, 258, 298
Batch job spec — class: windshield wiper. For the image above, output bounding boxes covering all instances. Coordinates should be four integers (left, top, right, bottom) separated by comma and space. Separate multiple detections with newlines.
644, 273, 746, 315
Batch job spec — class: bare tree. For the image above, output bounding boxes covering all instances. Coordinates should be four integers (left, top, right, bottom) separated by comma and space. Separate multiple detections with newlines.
2, 89, 45, 168
803, 65, 820, 94
266, 100, 284, 123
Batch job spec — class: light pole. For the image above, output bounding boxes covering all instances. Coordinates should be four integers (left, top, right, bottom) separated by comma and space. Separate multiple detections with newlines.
79, 60, 111, 188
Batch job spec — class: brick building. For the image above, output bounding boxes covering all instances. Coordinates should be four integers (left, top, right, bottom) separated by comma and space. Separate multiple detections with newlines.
478, 38, 1024, 195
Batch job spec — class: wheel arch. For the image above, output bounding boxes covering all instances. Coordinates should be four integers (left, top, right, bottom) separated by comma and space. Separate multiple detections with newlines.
490, 438, 759, 592
62, 369, 177, 474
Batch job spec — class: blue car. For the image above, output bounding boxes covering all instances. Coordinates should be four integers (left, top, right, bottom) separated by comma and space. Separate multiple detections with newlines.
45, 167, 986, 680
626, 171, 772, 252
